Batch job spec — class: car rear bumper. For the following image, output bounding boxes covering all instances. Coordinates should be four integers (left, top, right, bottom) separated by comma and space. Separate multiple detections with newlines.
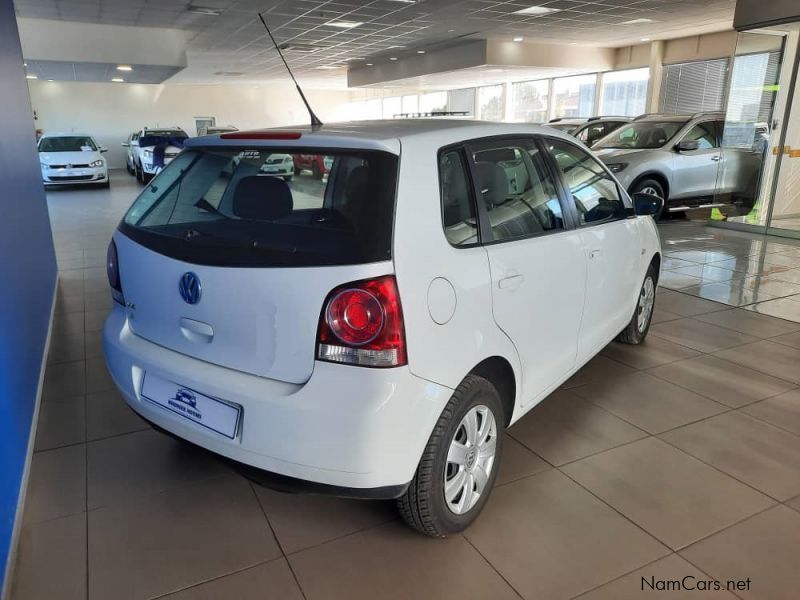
103, 305, 452, 492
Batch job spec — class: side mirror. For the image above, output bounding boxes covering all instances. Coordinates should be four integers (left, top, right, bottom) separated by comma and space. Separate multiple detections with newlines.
632, 193, 663, 217
676, 139, 700, 152
100, 147, 108, 153
121, 142, 129, 147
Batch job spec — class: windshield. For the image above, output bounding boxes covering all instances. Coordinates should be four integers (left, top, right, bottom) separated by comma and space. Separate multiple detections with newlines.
594, 121, 685, 149
39, 136, 97, 152
145, 130, 188, 138
121, 148, 398, 267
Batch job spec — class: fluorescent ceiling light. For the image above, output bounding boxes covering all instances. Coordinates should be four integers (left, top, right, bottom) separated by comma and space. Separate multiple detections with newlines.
188, 5, 223, 16
640, 37, 651, 42
325, 20, 362, 29
512, 36, 524, 42
315, 65, 340, 70
416, 50, 425, 54
514, 6, 561, 16
117, 65, 133, 71
26, 74, 37, 79
389, 57, 398, 61
111, 77, 124, 82
620, 18, 654, 25
366, 63, 374, 66
47, 79, 54, 82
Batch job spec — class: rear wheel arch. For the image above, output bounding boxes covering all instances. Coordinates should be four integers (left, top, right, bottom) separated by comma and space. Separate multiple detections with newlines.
467, 356, 516, 427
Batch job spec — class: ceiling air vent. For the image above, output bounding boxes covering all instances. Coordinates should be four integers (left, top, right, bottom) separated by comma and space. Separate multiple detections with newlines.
279, 43, 321, 54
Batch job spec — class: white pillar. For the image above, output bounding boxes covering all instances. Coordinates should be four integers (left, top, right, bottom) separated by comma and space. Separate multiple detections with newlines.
646, 41, 665, 113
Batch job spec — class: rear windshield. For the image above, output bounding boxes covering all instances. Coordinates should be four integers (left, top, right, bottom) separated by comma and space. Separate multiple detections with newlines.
120, 148, 398, 267
145, 130, 188, 138
39, 136, 97, 152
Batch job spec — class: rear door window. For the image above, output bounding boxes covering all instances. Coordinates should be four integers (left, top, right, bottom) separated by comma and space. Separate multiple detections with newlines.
121, 148, 398, 267
439, 149, 478, 246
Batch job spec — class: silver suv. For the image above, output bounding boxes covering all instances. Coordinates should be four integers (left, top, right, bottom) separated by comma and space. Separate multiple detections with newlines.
593, 112, 763, 217
546, 116, 631, 147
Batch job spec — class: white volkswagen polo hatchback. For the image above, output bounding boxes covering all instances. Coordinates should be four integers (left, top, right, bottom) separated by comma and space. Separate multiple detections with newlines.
104, 120, 662, 536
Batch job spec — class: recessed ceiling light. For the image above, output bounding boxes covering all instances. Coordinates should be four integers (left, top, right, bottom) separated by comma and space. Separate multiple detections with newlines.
513, 6, 561, 16
366, 63, 374, 66
111, 77, 124, 82
512, 37, 524, 42
315, 65, 340, 70
389, 57, 398, 61
116, 65, 133, 71
325, 20, 362, 29
387, 45, 405, 49
416, 50, 425, 54
26, 74, 37, 79
47, 79, 54, 82
620, 18, 654, 25
188, 5, 223, 16
23, 62, 27, 66
640, 37, 651, 42
487, 68, 505, 73
448, 29, 455, 32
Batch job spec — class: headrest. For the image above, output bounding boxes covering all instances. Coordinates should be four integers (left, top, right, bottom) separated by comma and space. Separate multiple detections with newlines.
345, 165, 368, 202
232, 175, 293, 220
474, 147, 516, 163
474, 162, 508, 208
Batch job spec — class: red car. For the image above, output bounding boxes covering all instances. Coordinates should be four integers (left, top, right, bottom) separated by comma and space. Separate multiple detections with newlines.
293, 154, 333, 179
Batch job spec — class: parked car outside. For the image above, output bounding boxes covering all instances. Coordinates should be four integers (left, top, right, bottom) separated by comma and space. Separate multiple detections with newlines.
293, 153, 333, 178
259, 153, 295, 180
132, 127, 189, 184
121, 131, 140, 175
593, 112, 762, 217
38, 133, 109, 188
104, 120, 662, 536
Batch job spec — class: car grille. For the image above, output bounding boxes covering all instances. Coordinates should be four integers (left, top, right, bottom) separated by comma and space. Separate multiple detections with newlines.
50, 163, 90, 169
49, 175, 94, 181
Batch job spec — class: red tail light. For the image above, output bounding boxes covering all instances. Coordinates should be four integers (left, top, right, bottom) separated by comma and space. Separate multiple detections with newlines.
106, 240, 125, 305
317, 275, 407, 368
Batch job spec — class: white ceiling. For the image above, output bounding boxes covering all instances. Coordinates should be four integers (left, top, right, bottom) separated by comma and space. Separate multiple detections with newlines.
14, 0, 737, 86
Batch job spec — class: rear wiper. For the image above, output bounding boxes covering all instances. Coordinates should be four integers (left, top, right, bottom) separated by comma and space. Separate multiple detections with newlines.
194, 197, 226, 217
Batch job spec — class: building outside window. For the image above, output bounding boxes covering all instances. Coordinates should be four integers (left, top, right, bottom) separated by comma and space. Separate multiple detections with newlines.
382, 97, 402, 119
477, 85, 505, 121
552, 74, 597, 118
599, 68, 649, 116
511, 79, 549, 122
419, 91, 448, 114
448, 88, 476, 117
402, 95, 419, 115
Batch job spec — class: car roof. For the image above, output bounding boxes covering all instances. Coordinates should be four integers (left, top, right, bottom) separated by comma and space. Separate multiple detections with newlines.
185, 119, 578, 154
40, 132, 94, 138
634, 112, 724, 122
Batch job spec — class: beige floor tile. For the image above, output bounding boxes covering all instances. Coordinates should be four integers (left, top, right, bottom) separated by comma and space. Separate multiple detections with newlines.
562, 438, 774, 549
741, 388, 800, 436
24, 444, 86, 524
34, 395, 86, 451
290, 520, 521, 600
84, 329, 104, 359
647, 355, 796, 408
86, 356, 115, 393
85, 308, 110, 332
158, 559, 305, 600
693, 308, 800, 338
41, 360, 85, 400
254, 486, 396, 554
744, 297, 800, 323
572, 371, 726, 434
601, 336, 701, 370
561, 355, 636, 389
650, 305, 683, 325
662, 412, 800, 501
770, 330, 800, 350
670, 264, 738, 282
464, 469, 668, 600
86, 389, 149, 441
87, 428, 228, 510
707, 257, 792, 275
659, 271, 703, 290
680, 506, 800, 600
89, 475, 281, 600
787, 496, 800, 513
715, 340, 800, 384
651, 318, 758, 353
655, 290, 728, 317
662, 256, 698, 270
10, 513, 86, 600
680, 280, 779, 307
494, 434, 551, 485
509, 390, 646, 465
577, 554, 738, 600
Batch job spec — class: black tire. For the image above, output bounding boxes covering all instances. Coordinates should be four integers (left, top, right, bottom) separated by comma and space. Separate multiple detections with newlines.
617, 263, 657, 344
283, 175, 292, 182
293, 166, 301, 176
630, 178, 667, 219
142, 171, 153, 185
397, 375, 504, 537
135, 163, 143, 183
312, 161, 322, 179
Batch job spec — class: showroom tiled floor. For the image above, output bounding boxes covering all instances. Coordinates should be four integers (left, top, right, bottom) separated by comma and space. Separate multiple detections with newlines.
10, 172, 800, 599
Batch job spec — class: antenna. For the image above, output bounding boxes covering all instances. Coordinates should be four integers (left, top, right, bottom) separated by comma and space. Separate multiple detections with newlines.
258, 12, 323, 129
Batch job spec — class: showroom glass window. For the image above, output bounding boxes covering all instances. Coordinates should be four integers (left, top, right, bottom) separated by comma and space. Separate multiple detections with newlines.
402, 95, 419, 114
470, 139, 565, 241
448, 88, 476, 117
599, 68, 649, 116
477, 85, 505, 121
552, 74, 597, 119
546, 138, 626, 225
383, 97, 402, 119
512, 80, 549, 122
420, 92, 448, 113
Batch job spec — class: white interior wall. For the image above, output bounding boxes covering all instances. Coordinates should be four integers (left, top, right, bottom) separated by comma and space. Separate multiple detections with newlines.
28, 81, 355, 168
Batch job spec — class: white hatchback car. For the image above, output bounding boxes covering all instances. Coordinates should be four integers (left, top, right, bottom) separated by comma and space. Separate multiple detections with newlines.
38, 133, 109, 187
104, 120, 662, 535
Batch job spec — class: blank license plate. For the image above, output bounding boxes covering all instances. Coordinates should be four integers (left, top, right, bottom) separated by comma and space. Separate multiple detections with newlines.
141, 374, 241, 439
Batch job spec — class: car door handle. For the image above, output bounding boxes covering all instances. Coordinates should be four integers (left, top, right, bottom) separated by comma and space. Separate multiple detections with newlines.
711, 156, 721, 162
498, 273, 524, 290
589, 249, 602, 260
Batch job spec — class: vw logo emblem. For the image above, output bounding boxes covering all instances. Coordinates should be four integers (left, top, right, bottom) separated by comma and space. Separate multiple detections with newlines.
179, 272, 202, 305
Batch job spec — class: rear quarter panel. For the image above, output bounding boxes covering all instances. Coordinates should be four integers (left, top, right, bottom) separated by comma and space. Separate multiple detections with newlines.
392, 134, 523, 407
